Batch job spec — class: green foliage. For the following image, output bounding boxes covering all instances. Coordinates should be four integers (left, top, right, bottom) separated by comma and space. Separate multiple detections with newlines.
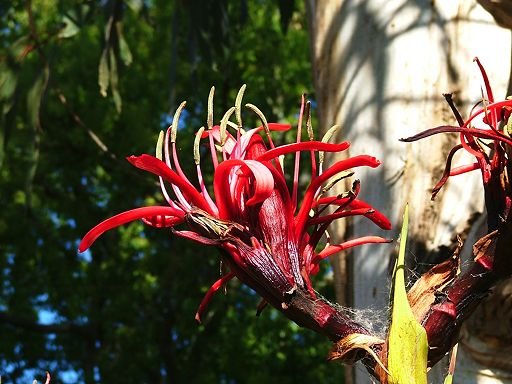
387, 205, 428, 384
0, 0, 342, 382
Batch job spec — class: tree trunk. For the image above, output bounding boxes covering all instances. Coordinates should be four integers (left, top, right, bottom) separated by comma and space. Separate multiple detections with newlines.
306, 1, 511, 382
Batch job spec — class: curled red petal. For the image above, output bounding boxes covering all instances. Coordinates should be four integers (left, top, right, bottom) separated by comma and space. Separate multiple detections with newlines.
79, 206, 185, 252
295, 155, 381, 238
259, 123, 292, 131
141, 215, 183, 228
315, 236, 392, 261
127, 155, 212, 213
431, 144, 463, 199
307, 208, 377, 226
400, 125, 512, 147
474, 57, 494, 103
255, 141, 350, 162
242, 160, 275, 205
449, 163, 480, 176
195, 272, 235, 323
214, 159, 274, 218
348, 200, 391, 230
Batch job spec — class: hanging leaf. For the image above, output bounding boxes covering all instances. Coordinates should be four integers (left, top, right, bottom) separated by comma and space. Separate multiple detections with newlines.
25, 66, 50, 209
116, 22, 133, 66
125, 0, 143, 13
0, 59, 19, 169
0, 64, 18, 103
98, 48, 110, 97
27, 66, 49, 130
109, 49, 122, 113
59, 14, 80, 38
387, 204, 428, 384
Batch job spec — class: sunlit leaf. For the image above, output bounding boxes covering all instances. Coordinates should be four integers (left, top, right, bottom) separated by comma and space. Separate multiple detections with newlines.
109, 49, 122, 113
0, 64, 18, 102
98, 48, 109, 97
387, 204, 428, 384
25, 66, 49, 208
59, 14, 80, 38
27, 67, 49, 129
116, 22, 133, 66
125, 0, 144, 13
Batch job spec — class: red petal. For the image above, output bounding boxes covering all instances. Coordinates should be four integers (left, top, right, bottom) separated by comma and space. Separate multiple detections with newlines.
449, 163, 480, 176
127, 155, 212, 213
195, 272, 236, 323
214, 159, 274, 218
348, 200, 391, 230
79, 206, 184, 252
315, 236, 392, 261
255, 141, 350, 162
259, 123, 292, 131
295, 155, 381, 238
141, 215, 183, 228
401, 123, 512, 147
242, 160, 275, 205
474, 57, 494, 103
307, 207, 377, 226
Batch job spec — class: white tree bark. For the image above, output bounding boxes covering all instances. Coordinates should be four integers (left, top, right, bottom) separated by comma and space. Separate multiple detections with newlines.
307, 1, 511, 383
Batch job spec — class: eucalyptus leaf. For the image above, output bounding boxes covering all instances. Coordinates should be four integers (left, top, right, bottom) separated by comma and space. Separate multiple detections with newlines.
27, 67, 49, 130
25, 67, 49, 209
116, 22, 133, 66
109, 49, 121, 112
59, 14, 80, 38
98, 49, 110, 97
125, 0, 143, 13
0, 64, 18, 102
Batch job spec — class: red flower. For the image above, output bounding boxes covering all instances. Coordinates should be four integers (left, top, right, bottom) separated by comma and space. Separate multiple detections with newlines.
79, 87, 391, 323
401, 58, 512, 230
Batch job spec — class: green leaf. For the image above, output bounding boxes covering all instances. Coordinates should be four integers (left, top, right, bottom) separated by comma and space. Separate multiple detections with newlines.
116, 22, 133, 66
98, 48, 110, 97
59, 14, 80, 38
27, 66, 49, 130
109, 49, 122, 113
0, 64, 18, 102
25, 66, 49, 208
387, 204, 428, 384
125, 0, 143, 13
444, 374, 453, 384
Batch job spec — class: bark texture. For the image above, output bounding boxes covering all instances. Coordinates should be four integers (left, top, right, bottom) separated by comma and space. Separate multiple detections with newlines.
306, 0, 512, 382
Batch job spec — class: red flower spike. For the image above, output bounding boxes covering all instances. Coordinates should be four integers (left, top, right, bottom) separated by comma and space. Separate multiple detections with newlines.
80, 88, 391, 346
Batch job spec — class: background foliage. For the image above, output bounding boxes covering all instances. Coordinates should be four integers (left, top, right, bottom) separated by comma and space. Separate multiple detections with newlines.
0, 0, 345, 382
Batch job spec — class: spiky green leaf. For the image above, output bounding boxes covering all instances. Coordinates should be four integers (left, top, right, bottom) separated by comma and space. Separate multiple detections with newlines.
387, 204, 428, 384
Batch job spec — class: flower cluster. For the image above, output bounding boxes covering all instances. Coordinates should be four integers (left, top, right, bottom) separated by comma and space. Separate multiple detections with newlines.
79, 86, 391, 323
401, 58, 512, 229
400, 59, 512, 367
